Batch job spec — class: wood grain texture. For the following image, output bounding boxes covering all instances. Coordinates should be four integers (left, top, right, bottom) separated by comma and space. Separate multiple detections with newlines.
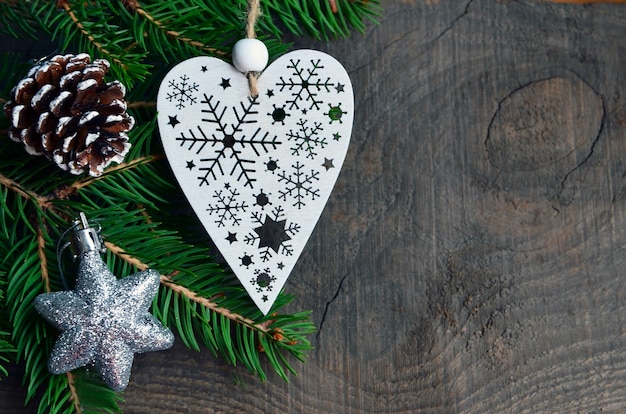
547, 1, 626, 4
3, 1, 626, 412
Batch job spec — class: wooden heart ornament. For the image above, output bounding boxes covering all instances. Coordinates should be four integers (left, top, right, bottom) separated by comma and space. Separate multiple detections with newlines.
157, 50, 353, 314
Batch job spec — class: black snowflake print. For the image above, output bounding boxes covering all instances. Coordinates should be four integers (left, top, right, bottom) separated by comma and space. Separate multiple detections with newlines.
265, 157, 279, 173
240, 253, 254, 268
174, 94, 281, 187
166, 74, 199, 109
244, 206, 300, 262
199, 94, 281, 187
206, 183, 249, 227
276, 59, 334, 111
288, 119, 327, 159
277, 161, 320, 209
268, 104, 289, 125
325, 103, 347, 123
253, 189, 271, 209
251, 268, 276, 293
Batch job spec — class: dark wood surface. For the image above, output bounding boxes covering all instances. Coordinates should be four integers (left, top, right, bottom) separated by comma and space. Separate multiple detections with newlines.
4, 1, 626, 412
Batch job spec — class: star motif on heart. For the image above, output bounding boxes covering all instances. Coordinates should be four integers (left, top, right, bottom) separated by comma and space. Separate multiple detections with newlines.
245, 206, 301, 261
255, 215, 291, 253
34, 252, 174, 392
226, 232, 237, 244
220, 77, 231, 89
322, 158, 335, 170
168, 115, 180, 128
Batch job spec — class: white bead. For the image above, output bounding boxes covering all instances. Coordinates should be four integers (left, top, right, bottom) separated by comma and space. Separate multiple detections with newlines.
232, 39, 269, 73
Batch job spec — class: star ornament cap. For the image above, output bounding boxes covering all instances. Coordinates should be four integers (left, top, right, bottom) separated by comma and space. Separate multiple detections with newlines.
34, 215, 174, 392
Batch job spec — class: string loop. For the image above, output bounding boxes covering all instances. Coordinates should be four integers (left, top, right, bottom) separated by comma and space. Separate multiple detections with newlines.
245, 0, 261, 97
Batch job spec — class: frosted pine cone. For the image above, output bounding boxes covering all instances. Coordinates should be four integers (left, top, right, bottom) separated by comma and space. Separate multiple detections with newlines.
3, 53, 134, 176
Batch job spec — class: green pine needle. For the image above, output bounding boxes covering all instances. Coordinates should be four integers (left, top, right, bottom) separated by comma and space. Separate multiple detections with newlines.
73, 370, 125, 414
0, 268, 16, 378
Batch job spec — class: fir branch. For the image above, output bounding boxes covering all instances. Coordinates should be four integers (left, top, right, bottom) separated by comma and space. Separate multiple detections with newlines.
3, 234, 51, 404
57, 0, 125, 69
28, 0, 150, 85
66, 372, 82, 414
37, 226, 50, 293
72, 370, 123, 413
0, 171, 50, 208
0, 0, 38, 38
0, 267, 16, 378
160, 275, 271, 333
55, 154, 163, 199
0, 153, 162, 210
0, 334, 14, 378
0, 0, 382, 408
261, 0, 382, 39
104, 240, 270, 334
126, 0, 228, 57
104, 241, 149, 270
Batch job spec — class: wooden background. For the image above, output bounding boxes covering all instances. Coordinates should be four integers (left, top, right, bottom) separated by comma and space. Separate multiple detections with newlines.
3, 0, 626, 412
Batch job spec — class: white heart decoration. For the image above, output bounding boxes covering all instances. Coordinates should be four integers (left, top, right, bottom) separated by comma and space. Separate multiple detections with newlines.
157, 50, 353, 314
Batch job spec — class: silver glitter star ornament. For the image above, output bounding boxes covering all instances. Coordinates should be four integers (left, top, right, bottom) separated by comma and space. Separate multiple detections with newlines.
34, 213, 174, 392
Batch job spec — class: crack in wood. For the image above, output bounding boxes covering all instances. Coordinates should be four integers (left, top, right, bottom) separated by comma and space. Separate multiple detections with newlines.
483, 72, 607, 202
427, 0, 475, 47
316, 272, 349, 341
557, 95, 607, 204
350, 0, 475, 76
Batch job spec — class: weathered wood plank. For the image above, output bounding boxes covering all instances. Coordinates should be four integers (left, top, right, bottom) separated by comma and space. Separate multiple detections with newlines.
3, 1, 626, 412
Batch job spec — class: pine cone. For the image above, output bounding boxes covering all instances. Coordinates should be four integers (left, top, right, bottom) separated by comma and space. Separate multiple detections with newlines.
3, 53, 134, 177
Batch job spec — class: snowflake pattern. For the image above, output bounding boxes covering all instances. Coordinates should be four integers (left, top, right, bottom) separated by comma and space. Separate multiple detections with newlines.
206, 184, 248, 227
244, 206, 300, 262
175, 94, 281, 187
278, 161, 320, 209
276, 59, 334, 111
166, 74, 199, 109
288, 119, 327, 159
251, 268, 276, 293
